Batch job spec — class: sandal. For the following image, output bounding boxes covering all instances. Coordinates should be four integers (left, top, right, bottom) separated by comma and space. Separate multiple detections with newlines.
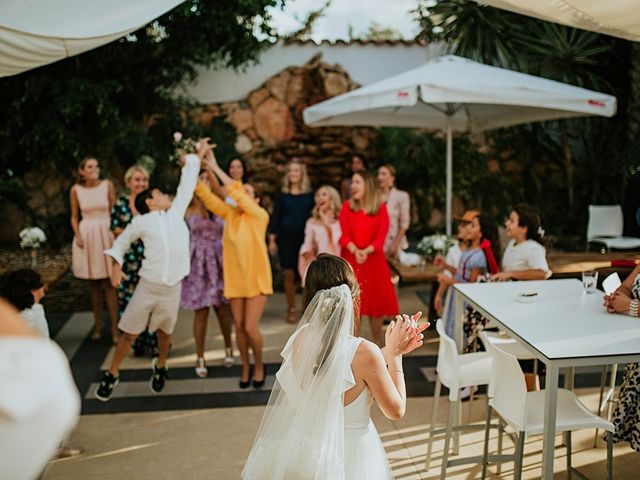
286, 308, 298, 324
195, 357, 208, 378
223, 349, 234, 368
90, 330, 101, 342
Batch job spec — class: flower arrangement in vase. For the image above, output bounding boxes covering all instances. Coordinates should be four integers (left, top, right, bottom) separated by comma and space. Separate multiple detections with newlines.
415, 234, 455, 262
19, 226, 47, 268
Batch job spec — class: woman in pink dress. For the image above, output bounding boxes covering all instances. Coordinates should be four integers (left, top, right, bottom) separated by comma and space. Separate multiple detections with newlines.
377, 164, 410, 260
70, 157, 119, 342
298, 185, 342, 284
339, 171, 399, 346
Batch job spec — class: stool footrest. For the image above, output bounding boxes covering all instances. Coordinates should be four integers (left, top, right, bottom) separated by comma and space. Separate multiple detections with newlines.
447, 454, 513, 468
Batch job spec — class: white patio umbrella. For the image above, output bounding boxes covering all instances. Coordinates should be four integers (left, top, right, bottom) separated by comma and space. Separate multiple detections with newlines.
303, 55, 616, 235
0, 0, 185, 77
471, 0, 640, 42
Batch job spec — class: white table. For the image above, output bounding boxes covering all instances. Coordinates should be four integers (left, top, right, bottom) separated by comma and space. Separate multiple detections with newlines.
453, 279, 640, 480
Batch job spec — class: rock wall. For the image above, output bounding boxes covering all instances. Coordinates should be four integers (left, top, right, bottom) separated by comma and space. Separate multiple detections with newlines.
194, 54, 378, 210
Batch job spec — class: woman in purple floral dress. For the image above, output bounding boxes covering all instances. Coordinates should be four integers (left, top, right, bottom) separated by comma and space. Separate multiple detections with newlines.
181, 173, 234, 378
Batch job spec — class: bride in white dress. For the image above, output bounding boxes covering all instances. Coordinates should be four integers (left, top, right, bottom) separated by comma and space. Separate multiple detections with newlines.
242, 253, 428, 479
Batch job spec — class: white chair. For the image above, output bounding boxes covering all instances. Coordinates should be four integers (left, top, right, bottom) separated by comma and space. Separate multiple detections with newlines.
481, 331, 540, 381
481, 331, 536, 361
426, 319, 497, 478
587, 205, 640, 252
480, 333, 614, 480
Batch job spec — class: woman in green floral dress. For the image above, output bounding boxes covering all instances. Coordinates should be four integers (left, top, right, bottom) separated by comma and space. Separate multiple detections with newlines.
110, 165, 157, 356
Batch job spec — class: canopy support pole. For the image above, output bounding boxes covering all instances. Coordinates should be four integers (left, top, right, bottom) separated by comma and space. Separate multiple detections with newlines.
445, 117, 453, 236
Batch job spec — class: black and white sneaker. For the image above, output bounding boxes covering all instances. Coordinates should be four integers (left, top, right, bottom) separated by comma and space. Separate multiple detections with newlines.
150, 358, 169, 394
95, 371, 119, 402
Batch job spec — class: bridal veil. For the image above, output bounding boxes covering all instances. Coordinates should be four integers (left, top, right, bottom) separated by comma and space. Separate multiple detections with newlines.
242, 284, 356, 479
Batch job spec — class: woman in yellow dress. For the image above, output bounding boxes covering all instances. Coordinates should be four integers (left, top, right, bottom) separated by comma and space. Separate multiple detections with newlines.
195, 150, 273, 389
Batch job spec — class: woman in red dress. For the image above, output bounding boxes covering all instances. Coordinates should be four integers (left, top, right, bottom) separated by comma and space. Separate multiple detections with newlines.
339, 170, 399, 346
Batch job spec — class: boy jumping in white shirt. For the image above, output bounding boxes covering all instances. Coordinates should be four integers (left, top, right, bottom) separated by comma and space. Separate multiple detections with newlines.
95, 139, 213, 402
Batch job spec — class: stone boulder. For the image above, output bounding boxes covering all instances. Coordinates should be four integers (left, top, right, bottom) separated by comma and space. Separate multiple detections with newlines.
254, 98, 295, 142
323, 72, 349, 98
248, 88, 270, 110
228, 108, 253, 133
234, 134, 253, 154
266, 71, 291, 102
286, 73, 307, 108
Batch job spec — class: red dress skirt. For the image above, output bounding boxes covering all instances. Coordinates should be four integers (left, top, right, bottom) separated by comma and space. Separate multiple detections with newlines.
339, 201, 399, 317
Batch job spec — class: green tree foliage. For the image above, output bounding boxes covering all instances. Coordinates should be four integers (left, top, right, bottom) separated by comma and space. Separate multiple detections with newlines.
374, 128, 512, 237
283, 0, 331, 41
365, 22, 402, 41
0, 0, 283, 177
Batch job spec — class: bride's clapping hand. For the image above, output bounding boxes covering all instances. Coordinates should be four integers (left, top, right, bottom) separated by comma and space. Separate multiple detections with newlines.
385, 312, 428, 356
403, 312, 428, 354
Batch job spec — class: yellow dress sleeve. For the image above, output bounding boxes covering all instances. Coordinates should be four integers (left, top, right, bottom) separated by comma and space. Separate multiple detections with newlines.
227, 181, 269, 223
195, 182, 232, 219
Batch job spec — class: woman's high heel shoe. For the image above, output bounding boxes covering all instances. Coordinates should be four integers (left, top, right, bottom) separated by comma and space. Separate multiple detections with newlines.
239, 366, 252, 389
252, 365, 267, 389
286, 308, 298, 324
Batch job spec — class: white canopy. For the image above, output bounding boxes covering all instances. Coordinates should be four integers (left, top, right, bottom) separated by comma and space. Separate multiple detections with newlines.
0, 0, 185, 77
472, 0, 640, 42
303, 55, 617, 234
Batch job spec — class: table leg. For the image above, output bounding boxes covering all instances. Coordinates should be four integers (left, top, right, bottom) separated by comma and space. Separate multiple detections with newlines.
542, 364, 559, 480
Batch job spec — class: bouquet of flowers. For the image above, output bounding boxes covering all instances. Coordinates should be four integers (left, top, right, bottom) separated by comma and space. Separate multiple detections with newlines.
19, 226, 47, 249
415, 234, 456, 261
170, 131, 200, 163
19, 226, 47, 268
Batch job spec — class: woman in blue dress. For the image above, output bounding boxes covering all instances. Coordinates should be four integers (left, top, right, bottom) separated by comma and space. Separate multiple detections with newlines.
268, 159, 314, 323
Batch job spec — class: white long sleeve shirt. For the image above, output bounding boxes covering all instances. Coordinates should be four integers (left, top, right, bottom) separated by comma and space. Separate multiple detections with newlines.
105, 154, 200, 286
20, 304, 50, 339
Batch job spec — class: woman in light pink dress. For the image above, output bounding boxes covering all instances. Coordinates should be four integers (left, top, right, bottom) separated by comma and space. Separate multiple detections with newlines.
378, 164, 410, 260
298, 185, 342, 285
70, 157, 119, 342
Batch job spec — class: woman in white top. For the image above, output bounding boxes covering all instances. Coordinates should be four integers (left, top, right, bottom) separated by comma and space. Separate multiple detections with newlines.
242, 254, 428, 479
490, 203, 551, 281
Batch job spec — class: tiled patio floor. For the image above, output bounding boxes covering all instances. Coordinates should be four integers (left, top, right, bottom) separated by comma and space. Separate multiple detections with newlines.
42, 286, 640, 479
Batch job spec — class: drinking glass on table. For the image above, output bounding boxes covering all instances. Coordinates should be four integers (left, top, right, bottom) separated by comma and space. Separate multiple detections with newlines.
582, 270, 598, 293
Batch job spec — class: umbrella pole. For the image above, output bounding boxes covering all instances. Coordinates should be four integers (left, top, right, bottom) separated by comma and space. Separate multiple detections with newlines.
445, 118, 453, 236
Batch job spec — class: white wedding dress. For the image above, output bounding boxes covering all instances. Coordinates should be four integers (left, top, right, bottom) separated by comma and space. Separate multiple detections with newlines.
344, 337, 393, 479
242, 285, 393, 479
